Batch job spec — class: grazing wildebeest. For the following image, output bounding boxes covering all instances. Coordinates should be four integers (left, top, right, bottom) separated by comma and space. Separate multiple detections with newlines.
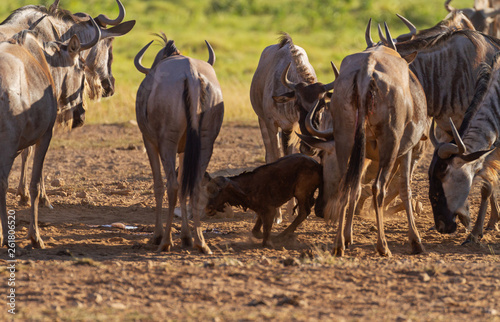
135, 35, 224, 254
318, 22, 429, 257
429, 52, 500, 242
205, 154, 323, 247
0, 0, 136, 206
445, 0, 500, 36
0, 18, 100, 248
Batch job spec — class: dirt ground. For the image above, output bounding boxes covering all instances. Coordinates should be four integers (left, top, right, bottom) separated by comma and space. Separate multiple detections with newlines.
1, 122, 500, 321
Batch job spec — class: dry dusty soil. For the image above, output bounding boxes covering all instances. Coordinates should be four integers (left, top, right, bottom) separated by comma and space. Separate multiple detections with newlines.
1, 122, 500, 321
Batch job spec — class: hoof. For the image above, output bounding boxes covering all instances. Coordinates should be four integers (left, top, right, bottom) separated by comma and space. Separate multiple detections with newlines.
157, 242, 172, 252
252, 229, 263, 239
195, 243, 212, 254
149, 235, 163, 245
332, 247, 344, 257
411, 242, 425, 254
30, 236, 45, 249
18, 196, 30, 207
181, 236, 193, 248
462, 234, 481, 245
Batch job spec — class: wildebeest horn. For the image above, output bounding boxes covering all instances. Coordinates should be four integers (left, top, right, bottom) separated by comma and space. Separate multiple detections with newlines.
378, 23, 387, 45
95, 0, 125, 27
436, 118, 466, 159
449, 117, 466, 155
305, 99, 333, 138
384, 22, 396, 51
395, 14, 417, 42
365, 18, 375, 48
444, 0, 454, 12
281, 63, 296, 90
79, 17, 101, 51
485, 8, 500, 18
429, 118, 439, 148
29, 15, 47, 31
205, 40, 215, 66
134, 40, 153, 75
322, 62, 338, 92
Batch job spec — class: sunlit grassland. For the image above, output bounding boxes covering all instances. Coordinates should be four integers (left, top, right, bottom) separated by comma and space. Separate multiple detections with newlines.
3, 0, 472, 125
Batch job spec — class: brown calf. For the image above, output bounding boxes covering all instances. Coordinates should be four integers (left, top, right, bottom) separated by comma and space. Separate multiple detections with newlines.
206, 154, 322, 247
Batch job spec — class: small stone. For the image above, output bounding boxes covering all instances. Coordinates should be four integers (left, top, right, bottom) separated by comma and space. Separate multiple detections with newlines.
449, 276, 467, 284
369, 225, 378, 232
110, 302, 126, 309
76, 191, 87, 198
419, 272, 431, 282
51, 178, 65, 187
204, 261, 215, 268
260, 256, 272, 266
282, 257, 301, 267
485, 308, 498, 315
94, 293, 103, 304
109, 237, 124, 243
117, 182, 128, 189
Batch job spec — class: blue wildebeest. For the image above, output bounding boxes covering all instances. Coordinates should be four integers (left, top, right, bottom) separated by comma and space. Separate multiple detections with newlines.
250, 33, 335, 224
445, 0, 500, 36
0, 18, 100, 248
135, 35, 224, 254
315, 22, 429, 257
429, 52, 500, 242
0, 0, 135, 207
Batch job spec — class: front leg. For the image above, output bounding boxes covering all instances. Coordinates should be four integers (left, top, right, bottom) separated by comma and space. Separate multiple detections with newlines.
464, 183, 491, 244
252, 216, 263, 239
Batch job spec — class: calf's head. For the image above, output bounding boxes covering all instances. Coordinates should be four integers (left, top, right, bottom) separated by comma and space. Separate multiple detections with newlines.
205, 176, 246, 216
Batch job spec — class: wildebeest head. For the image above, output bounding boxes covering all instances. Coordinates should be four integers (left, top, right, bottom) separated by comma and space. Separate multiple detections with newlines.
205, 176, 246, 216
444, 0, 500, 34
428, 119, 492, 233
272, 62, 337, 155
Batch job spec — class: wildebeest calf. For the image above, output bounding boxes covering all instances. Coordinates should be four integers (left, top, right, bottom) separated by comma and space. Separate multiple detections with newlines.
205, 154, 322, 247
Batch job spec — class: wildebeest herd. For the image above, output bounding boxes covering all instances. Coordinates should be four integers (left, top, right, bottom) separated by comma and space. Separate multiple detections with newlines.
1, 0, 499, 257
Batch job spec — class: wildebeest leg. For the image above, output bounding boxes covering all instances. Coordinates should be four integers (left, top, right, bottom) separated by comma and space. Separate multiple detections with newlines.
17, 147, 31, 206
38, 173, 51, 209
486, 191, 499, 231
143, 137, 164, 245
160, 150, 181, 252
28, 131, 53, 249
252, 216, 263, 238
398, 152, 424, 254
333, 197, 348, 256
277, 192, 313, 239
464, 182, 493, 244
344, 188, 361, 248
177, 153, 193, 249
262, 209, 275, 247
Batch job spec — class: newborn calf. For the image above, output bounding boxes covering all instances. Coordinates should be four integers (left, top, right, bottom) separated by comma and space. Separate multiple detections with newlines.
206, 154, 323, 246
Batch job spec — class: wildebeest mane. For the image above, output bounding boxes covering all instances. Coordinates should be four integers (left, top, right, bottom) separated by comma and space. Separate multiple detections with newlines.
278, 32, 315, 84
397, 29, 489, 54
1, 5, 83, 26
458, 52, 500, 135
154, 32, 180, 57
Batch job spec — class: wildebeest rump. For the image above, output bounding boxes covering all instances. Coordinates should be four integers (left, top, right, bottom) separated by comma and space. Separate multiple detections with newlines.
135, 35, 223, 254
205, 154, 323, 247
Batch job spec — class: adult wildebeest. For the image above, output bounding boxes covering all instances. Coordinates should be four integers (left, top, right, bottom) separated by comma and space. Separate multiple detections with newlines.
429, 52, 500, 242
445, 0, 500, 36
0, 0, 135, 206
0, 18, 100, 248
316, 22, 429, 257
205, 154, 323, 247
135, 35, 224, 254
250, 33, 335, 224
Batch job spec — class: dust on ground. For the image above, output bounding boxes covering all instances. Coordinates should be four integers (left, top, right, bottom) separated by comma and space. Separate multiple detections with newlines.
1, 123, 499, 321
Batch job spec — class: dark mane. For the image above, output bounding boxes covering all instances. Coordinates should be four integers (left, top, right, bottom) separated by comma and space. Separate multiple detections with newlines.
459, 52, 500, 135
154, 32, 180, 57
277, 32, 316, 84
397, 29, 491, 54
1, 5, 81, 26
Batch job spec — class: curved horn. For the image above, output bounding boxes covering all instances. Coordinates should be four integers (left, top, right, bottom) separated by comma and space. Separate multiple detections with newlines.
444, 0, 454, 12
438, 142, 460, 159
29, 15, 47, 31
384, 22, 396, 51
378, 23, 388, 45
79, 17, 101, 51
205, 40, 215, 66
281, 63, 297, 90
134, 40, 153, 75
485, 8, 500, 18
305, 99, 333, 138
449, 117, 466, 155
429, 118, 439, 148
322, 61, 338, 92
365, 18, 375, 48
395, 14, 417, 42
95, 0, 125, 27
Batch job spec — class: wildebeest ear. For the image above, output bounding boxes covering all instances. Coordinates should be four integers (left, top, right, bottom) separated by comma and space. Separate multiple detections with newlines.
67, 35, 81, 58
403, 51, 418, 64
272, 91, 295, 103
459, 149, 493, 162
297, 132, 335, 154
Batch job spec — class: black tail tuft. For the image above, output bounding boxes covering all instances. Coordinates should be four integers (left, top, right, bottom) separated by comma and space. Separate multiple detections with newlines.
181, 79, 201, 199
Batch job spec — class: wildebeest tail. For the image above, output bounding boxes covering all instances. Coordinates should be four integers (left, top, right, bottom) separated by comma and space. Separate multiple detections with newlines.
181, 78, 202, 199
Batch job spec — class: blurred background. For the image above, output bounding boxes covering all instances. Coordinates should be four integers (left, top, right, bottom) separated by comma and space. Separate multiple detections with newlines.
1, 0, 473, 124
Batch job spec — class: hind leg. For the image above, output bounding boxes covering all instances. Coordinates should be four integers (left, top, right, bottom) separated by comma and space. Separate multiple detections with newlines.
486, 191, 499, 231
17, 147, 31, 206
177, 153, 193, 249
158, 150, 180, 252
143, 137, 165, 245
